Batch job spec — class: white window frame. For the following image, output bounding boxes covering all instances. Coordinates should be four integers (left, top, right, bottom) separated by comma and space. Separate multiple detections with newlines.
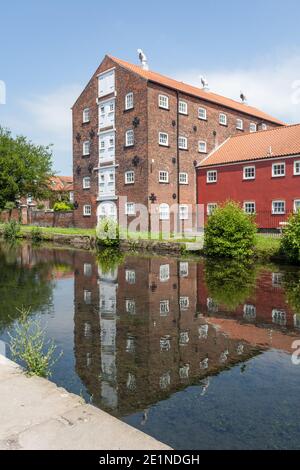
125, 202, 136, 216
159, 171, 169, 183
272, 162, 285, 177
178, 100, 188, 115
179, 205, 189, 220
179, 262, 189, 277
272, 200, 286, 215
250, 122, 257, 133
207, 203, 217, 215
125, 270, 136, 284
180, 296, 190, 311
207, 170, 217, 183
83, 108, 90, 123
294, 199, 300, 213
160, 264, 170, 282
219, 113, 227, 126
83, 176, 91, 189
236, 118, 243, 130
83, 140, 90, 156
160, 300, 170, 316
159, 132, 169, 146
83, 204, 92, 216
261, 123, 267, 131
125, 129, 134, 147
159, 203, 170, 221
98, 68, 115, 98
243, 201, 256, 214
125, 171, 135, 184
178, 136, 188, 150
179, 172, 188, 185
125, 92, 134, 110
294, 160, 300, 175
198, 107, 207, 120
243, 166, 256, 180
198, 140, 207, 153
158, 94, 169, 110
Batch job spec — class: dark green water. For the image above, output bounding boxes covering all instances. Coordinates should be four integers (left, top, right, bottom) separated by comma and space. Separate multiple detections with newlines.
0, 242, 300, 450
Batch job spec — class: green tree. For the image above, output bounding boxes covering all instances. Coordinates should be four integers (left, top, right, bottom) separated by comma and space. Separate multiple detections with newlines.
281, 212, 300, 264
0, 127, 53, 209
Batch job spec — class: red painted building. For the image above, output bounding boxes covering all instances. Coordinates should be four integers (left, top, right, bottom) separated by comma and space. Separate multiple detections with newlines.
197, 124, 300, 229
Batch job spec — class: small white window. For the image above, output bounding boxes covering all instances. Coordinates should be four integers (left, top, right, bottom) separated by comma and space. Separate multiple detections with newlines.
179, 100, 188, 115
250, 122, 257, 133
179, 173, 188, 185
219, 113, 227, 126
83, 141, 90, 156
83, 176, 91, 189
159, 203, 170, 220
207, 203, 217, 215
179, 262, 189, 277
272, 309, 287, 326
83, 204, 92, 216
207, 170, 217, 183
180, 297, 189, 311
125, 130, 134, 147
272, 162, 285, 177
178, 136, 188, 150
261, 123, 267, 131
84, 290, 92, 305
243, 304, 256, 320
198, 141, 207, 153
108, 136, 115, 149
272, 200, 285, 214
160, 300, 170, 316
294, 199, 300, 213
243, 166, 255, 180
126, 299, 136, 314
198, 107, 207, 120
125, 203, 136, 216
243, 202, 256, 214
236, 118, 243, 130
84, 264, 92, 277
159, 132, 169, 146
159, 95, 169, 109
160, 264, 170, 282
83, 108, 90, 123
125, 270, 136, 284
125, 92, 134, 110
159, 171, 169, 183
294, 161, 300, 175
179, 205, 189, 220
272, 272, 284, 287
125, 171, 135, 184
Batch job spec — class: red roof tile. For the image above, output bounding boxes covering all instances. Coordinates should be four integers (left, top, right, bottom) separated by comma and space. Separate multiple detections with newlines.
49, 176, 73, 192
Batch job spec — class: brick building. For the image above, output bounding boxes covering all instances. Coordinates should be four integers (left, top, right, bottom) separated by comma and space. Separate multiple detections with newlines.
72, 53, 283, 229
197, 124, 300, 229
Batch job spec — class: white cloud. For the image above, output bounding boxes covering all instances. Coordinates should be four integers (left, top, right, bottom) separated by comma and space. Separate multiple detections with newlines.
174, 54, 300, 124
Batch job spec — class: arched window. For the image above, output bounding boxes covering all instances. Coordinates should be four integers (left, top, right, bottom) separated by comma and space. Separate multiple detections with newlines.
159, 203, 170, 220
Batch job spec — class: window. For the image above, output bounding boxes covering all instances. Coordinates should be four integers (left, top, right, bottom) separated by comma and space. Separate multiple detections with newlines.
98, 69, 115, 98
294, 199, 300, 213
178, 136, 188, 150
99, 98, 115, 129
261, 123, 267, 131
125, 92, 134, 110
179, 100, 188, 115
272, 162, 285, 177
272, 309, 287, 326
160, 300, 170, 316
179, 172, 188, 184
179, 262, 189, 277
125, 270, 136, 284
160, 336, 171, 352
125, 203, 136, 216
84, 264, 92, 277
83, 108, 90, 123
243, 304, 256, 320
83, 141, 90, 156
125, 130, 134, 147
207, 203, 217, 215
198, 107, 207, 120
160, 264, 170, 282
180, 297, 189, 311
243, 166, 255, 180
83, 205, 91, 216
159, 132, 169, 146
99, 130, 115, 162
159, 94, 169, 109
179, 205, 189, 220
99, 168, 115, 196
250, 122, 257, 133
272, 272, 284, 287
83, 176, 91, 189
272, 200, 285, 214
294, 161, 300, 175
125, 171, 135, 184
84, 290, 92, 305
159, 203, 170, 220
159, 171, 169, 183
243, 202, 256, 214
219, 113, 227, 126
207, 170, 217, 183
236, 118, 243, 130
198, 141, 207, 153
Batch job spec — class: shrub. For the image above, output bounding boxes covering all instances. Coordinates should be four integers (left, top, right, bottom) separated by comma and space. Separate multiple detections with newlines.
204, 201, 257, 260
96, 217, 120, 248
37, 203, 45, 210
97, 248, 124, 274
31, 226, 43, 242
3, 220, 20, 240
53, 201, 73, 212
280, 212, 300, 263
8, 307, 62, 378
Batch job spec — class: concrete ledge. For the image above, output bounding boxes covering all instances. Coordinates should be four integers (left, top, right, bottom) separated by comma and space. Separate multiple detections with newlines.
0, 355, 171, 450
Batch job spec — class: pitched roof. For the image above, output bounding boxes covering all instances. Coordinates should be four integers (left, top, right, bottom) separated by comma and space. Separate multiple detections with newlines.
108, 55, 284, 126
199, 124, 300, 168
49, 176, 73, 192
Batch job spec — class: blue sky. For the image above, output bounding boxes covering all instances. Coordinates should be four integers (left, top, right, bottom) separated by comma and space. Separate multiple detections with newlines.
1, 0, 300, 174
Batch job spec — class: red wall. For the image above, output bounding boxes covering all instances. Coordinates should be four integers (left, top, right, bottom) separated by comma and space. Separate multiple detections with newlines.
197, 156, 300, 228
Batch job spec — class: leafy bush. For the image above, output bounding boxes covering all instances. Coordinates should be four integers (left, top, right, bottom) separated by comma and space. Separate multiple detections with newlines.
4, 201, 16, 212
96, 217, 120, 247
204, 201, 257, 260
97, 248, 124, 274
53, 201, 73, 212
31, 226, 43, 243
37, 203, 45, 210
3, 220, 20, 240
280, 212, 300, 263
8, 307, 62, 378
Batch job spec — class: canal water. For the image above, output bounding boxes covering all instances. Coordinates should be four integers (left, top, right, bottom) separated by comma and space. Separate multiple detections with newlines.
0, 242, 300, 450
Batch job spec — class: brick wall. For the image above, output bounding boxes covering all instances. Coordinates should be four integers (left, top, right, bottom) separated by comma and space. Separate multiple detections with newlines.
29, 210, 75, 228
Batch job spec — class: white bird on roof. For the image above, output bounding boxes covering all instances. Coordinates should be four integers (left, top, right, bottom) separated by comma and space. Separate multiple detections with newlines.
137, 49, 149, 71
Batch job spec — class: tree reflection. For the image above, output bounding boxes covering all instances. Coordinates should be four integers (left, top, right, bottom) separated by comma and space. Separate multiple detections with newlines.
283, 270, 300, 315
97, 248, 124, 274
